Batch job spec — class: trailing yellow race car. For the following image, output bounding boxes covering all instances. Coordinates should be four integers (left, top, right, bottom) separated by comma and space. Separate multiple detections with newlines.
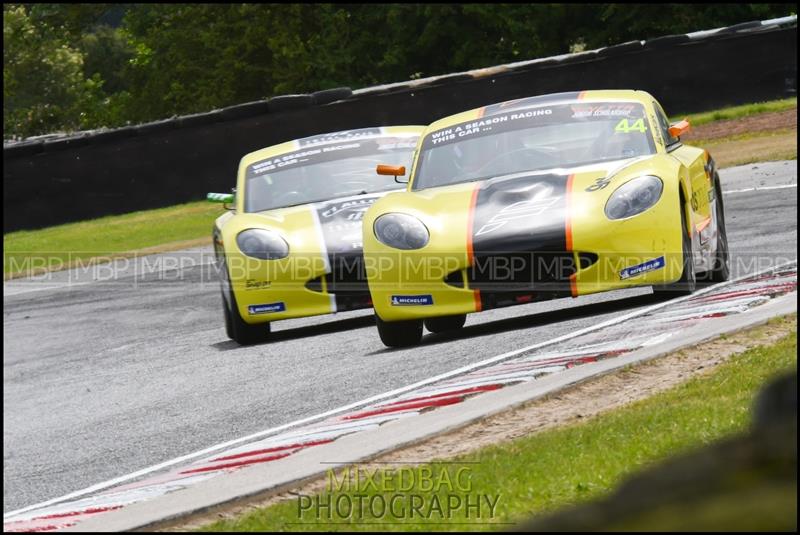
208, 126, 423, 344
363, 90, 729, 347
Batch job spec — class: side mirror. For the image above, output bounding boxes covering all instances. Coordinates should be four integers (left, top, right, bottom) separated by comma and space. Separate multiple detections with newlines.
668, 118, 691, 139
376, 164, 408, 184
207, 192, 235, 210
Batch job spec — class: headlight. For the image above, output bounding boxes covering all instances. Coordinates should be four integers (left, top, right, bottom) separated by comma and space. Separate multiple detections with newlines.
605, 176, 663, 220
374, 213, 429, 250
236, 229, 289, 260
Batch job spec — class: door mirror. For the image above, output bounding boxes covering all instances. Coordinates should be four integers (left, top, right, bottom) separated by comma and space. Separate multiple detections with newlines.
376, 164, 408, 184
668, 118, 691, 139
207, 192, 235, 210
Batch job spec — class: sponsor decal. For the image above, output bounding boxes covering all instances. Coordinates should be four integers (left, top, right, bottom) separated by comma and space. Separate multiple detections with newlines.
422, 101, 653, 155
315, 195, 381, 254
245, 279, 272, 290
691, 190, 700, 211
571, 103, 636, 118
585, 176, 612, 192
247, 136, 416, 178
248, 302, 286, 315
427, 110, 553, 146
298, 128, 382, 147
320, 198, 376, 219
391, 295, 434, 306
619, 256, 665, 280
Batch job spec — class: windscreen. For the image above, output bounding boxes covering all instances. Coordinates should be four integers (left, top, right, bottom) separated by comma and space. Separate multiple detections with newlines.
412, 102, 656, 190
244, 136, 418, 213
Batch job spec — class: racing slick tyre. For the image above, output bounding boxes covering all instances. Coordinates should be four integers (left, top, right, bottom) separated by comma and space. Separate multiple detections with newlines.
222, 285, 271, 346
424, 314, 467, 334
376, 316, 423, 347
654, 197, 696, 297
698, 176, 731, 284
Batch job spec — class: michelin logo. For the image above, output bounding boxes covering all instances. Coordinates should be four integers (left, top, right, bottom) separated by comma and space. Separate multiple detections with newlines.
620, 256, 665, 280
248, 302, 286, 315
390, 295, 434, 306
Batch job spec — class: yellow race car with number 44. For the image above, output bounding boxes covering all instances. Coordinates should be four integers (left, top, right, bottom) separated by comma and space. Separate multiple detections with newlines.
363, 90, 730, 347
208, 126, 423, 345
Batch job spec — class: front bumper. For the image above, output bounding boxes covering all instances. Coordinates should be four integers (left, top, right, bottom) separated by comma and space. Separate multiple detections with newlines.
223, 251, 373, 324
365, 187, 685, 322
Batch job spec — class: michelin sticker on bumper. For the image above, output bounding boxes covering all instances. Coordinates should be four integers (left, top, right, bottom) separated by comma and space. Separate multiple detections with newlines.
391, 295, 434, 306
620, 256, 665, 280
248, 302, 286, 315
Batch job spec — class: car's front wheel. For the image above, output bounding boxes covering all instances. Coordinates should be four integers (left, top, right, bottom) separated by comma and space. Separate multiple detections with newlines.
654, 197, 696, 297
376, 315, 423, 347
222, 282, 271, 346
424, 314, 467, 334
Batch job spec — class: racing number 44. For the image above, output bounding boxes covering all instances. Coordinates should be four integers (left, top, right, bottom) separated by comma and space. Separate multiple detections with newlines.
615, 118, 647, 133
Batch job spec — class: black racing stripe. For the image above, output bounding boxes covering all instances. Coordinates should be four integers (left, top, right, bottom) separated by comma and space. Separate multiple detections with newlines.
313, 195, 381, 311
469, 173, 575, 306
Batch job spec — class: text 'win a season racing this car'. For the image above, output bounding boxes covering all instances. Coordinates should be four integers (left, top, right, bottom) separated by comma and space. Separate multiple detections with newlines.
208, 126, 423, 345
363, 90, 730, 347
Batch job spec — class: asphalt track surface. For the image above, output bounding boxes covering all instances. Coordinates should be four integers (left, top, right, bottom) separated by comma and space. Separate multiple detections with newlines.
3, 161, 797, 512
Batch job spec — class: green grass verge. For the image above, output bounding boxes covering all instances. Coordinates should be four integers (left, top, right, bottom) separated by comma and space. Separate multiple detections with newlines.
689, 127, 797, 146
672, 97, 796, 126
3, 200, 224, 276
202, 321, 797, 532
686, 129, 797, 168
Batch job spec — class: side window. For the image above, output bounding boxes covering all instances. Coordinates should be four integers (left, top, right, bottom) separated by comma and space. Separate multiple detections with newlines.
654, 102, 679, 148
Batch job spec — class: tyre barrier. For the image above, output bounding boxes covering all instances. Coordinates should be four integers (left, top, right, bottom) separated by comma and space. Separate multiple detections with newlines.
311, 87, 353, 106
135, 118, 177, 136
220, 100, 271, 120
598, 40, 645, 57
266, 94, 314, 113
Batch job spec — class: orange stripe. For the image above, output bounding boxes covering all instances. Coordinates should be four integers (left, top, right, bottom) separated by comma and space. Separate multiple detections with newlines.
577, 90, 587, 100
476, 107, 486, 118
696, 216, 712, 233
565, 174, 578, 297
569, 274, 578, 298
565, 174, 575, 251
466, 184, 482, 312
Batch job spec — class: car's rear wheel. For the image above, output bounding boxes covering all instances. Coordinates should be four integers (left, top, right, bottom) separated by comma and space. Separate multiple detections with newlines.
376, 315, 423, 347
424, 314, 467, 334
654, 196, 696, 297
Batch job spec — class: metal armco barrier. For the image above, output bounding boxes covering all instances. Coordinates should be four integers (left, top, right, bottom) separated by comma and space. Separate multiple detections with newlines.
3, 17, 796, 231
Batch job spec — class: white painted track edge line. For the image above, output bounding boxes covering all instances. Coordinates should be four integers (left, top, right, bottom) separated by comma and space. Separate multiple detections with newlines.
723, 184, 797, 194
4, 258, 797, 520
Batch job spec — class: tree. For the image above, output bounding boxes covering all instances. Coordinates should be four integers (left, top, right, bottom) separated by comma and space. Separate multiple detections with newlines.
4, 4, 87, 139
4, 3, 797, 139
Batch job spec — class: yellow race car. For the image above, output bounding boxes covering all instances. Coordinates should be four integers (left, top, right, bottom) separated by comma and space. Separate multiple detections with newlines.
363, 90, 730, 347
208, 126, 423, 344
